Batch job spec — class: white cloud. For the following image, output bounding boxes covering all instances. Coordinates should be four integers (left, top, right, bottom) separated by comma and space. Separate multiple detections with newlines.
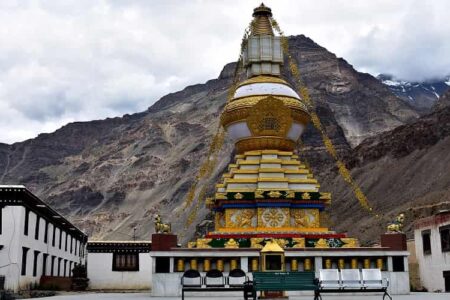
0, 0, 449, 143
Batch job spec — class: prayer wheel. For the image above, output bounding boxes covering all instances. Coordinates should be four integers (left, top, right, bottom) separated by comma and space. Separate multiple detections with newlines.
251, 258, 259, 271
325, 258, 332, 269
351, 258, 358, 269
304, 258, 312, 271
176, 259, 185, 272
376, 258, 383, 270
203, 259, 211, 272
291, 259, 298, 271
216, 259, 224, 271
230, 259, 238, 270
338, 258, 345, 270
190, 258, 198, 270
364, 258, 371, 269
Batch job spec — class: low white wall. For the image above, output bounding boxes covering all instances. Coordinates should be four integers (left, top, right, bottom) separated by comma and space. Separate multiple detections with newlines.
87, 252, 152, 290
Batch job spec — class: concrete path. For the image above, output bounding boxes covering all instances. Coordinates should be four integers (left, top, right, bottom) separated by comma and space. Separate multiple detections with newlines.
38, 292, 450, 300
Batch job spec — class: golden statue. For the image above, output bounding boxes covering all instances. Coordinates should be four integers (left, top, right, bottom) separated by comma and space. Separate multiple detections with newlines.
225, 238, 240, 248
154, 214, 171, 234
387, 213, 405, 233
236, 209, 255, 228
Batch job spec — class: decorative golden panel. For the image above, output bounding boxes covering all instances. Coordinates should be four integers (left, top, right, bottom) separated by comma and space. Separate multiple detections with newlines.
292, 237, 305, 248
291, 209, 320, 228
250, 238, 264, 249
258, 207, 290, 228
224, 238, 239, 248
196, 238, 212, 249
225, 208, 256, 228
341, 238, 359, 248
247, 97, 292, 137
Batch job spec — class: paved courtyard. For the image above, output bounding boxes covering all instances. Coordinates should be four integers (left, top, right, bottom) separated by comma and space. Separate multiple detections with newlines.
38, 292, 450, 300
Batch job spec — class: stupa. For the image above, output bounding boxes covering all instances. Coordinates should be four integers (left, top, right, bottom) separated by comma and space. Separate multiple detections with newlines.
149, 4, 410, 297
190, 3, 355, 250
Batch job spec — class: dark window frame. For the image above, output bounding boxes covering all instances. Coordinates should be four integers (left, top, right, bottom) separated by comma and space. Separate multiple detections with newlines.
24, 208, 30, 236
42, 253, 48, 276
63, 259, 67, 277
112, 253, 140, 272
34, 216, 40, 240
59, 229, 62, 249
57, 257, 62, 276
422, 229, 432, 255
51, 256, 56, 276
21, 247, 29, 276
440, 225, 450, 252
33, 250, 40, 277
52, 226, 56, 247
44, 220, 49, 244
0, 205, 3, 235
155, 257, 170, 273
65, 232, 68, 251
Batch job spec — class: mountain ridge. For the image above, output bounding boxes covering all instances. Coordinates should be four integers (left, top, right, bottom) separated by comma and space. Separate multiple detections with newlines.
0, 34, 432, 244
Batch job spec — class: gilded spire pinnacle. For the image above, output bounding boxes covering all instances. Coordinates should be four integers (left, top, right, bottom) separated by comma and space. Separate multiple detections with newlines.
251, 3, 274, 36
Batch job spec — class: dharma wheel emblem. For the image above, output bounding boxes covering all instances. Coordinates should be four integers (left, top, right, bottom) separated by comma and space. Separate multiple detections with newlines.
247, 97, 292, 137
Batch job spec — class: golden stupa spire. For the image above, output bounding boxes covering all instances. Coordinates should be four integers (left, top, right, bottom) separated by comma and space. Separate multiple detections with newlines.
251, 3, 274, 36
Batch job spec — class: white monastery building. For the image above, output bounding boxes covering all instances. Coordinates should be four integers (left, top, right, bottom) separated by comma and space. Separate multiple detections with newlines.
0, 185, 87, 292
414, 210, 450, 292
86, 241, 152, 290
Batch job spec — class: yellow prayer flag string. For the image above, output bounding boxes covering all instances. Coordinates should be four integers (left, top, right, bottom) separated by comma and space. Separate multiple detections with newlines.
271, 17, 379, 218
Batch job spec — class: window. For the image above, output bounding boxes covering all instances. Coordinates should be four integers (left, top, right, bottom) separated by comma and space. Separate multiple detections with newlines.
112, 253, 139, 271
69, 261, 73, 277
52, 226, 56, 247
65, 233, 68, 251
70, 237, 73, 254
440, 225, 450, 252
51, 256, 56, 276
59, 230, 62, 249
393, 256, 405, 272
35, 216, 40, 240
24, 208, 30, 235
21, 247, 29, 276
155, 257, 170, 273
422, 230, 432, 255
44, 221, 49, 244
57, 258, 62, 276
42, 254, 48, 276
33, 251, 40, 277
0, 206, 3, 234
63, 259, 67, 277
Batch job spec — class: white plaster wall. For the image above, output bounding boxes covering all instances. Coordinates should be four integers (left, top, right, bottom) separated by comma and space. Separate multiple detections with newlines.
87, 252, 152, 290
414, 224, 450, 292
0, 205, 87, 292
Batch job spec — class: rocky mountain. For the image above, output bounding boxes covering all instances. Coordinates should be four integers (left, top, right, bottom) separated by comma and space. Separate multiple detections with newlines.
433, 88, 450, 111
0, 35, 425, 243
323, 102, 450, 244
377, 74, 450, 114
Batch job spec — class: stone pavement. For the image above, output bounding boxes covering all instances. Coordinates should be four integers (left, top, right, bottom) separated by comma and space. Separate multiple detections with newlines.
38, 292, 449, 300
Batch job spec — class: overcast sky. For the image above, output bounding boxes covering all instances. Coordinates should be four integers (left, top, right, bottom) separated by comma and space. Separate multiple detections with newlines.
0, 0, 449, 144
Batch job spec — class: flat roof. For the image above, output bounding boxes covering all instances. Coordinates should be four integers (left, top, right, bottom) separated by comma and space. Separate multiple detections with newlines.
0, 185, 88, 242
87, 240, 152, 253
414, 210, 450, 229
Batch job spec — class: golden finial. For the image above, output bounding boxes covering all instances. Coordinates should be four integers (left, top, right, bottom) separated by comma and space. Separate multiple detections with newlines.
251, 3, 274, 36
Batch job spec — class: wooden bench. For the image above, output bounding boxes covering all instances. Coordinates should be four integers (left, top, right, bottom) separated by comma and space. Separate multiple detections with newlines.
251, 271, 319, 300
317, 269, 392, 300
181, 269, 252, 300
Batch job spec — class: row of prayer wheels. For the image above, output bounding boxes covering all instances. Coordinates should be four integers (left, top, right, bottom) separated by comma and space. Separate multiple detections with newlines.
176, 258, 239, 272
323, 258, 385, 270
176, 257, 386, 272
175, 257, 314, 272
